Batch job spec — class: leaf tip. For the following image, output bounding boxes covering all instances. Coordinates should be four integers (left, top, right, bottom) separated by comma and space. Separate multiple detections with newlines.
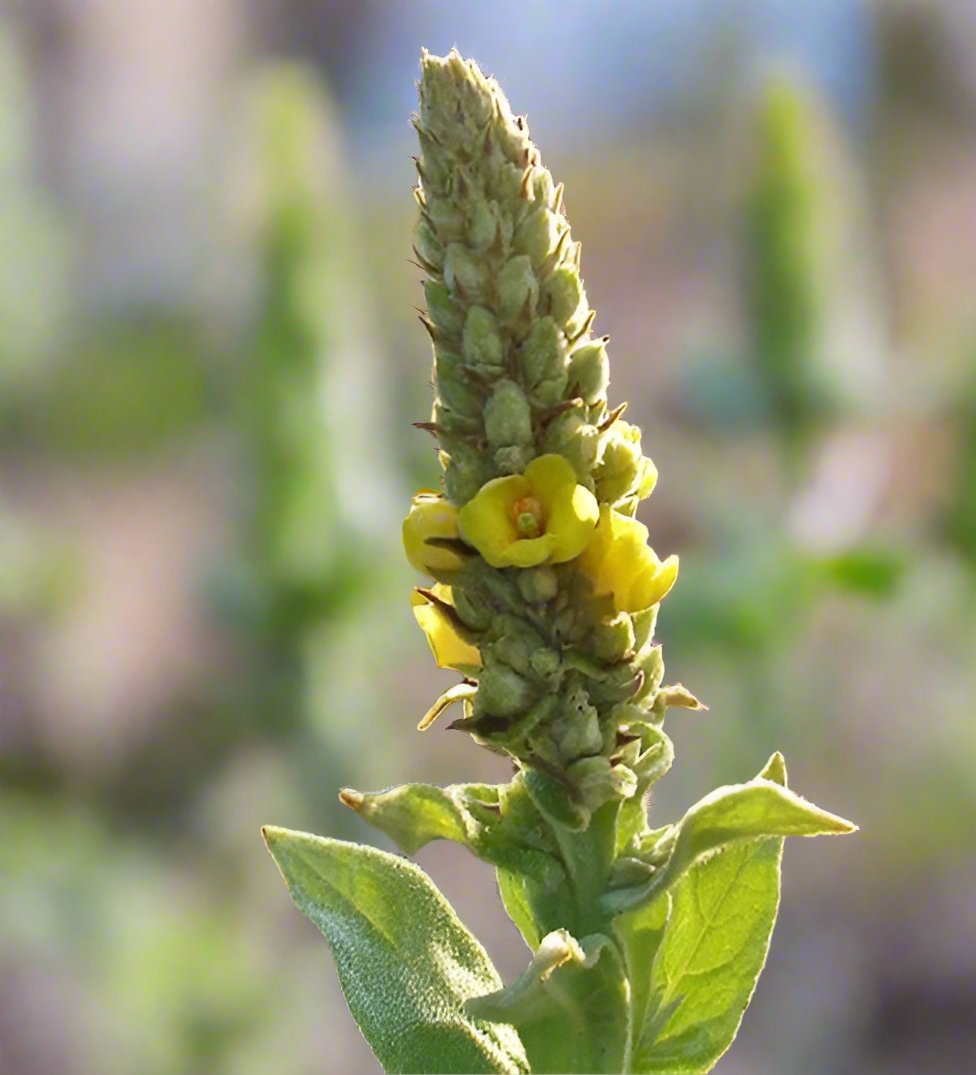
759, 751, 788, 786
339, 787, 365, 812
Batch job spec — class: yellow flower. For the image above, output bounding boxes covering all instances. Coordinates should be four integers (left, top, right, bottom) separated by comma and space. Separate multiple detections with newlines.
402, 491, 465, 575
577, 505, 678, 613
457, 454, 599, 569
410, 585, 482, 673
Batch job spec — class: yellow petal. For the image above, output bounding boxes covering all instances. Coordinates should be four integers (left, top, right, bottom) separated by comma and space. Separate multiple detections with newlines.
402, 492, 465, 575
523, 453, 578, 502
527, 454, 600, 563
577, 505, 677, 613
410, 587, 482, 672
625, 551, 679, 613
458, 474, 528, 568
498, 532, 557, 568
577, 504, 616, 579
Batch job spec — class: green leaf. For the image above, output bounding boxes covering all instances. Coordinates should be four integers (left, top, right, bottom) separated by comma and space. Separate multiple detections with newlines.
603, 755, 855, 915
614, 892, 672, 1053
626, 755, 815, 1073
467, 930, 631, 1074
263, 827, 529, 1074
496, 867, 543, 951
632, 837, 782, 1073
343, 778, 581, 951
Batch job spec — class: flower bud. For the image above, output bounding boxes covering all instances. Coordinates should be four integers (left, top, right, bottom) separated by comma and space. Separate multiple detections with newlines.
488, 615, 546, 677
541, 410, 600, 483
476, 660, 534, 719
444, 242, 488, 298
497, 254, 538, 323
494, 444, 533, 475
557, 693, 603, 759
518, 316, 566, 389
529, 647, 561, 680
567, 338, 610, 404
594, 420, 651, 504
544, 266, 584, 333
633, 643, 665, 705
451, 584, 493, 631
592, 612, 635, 663
462, 306, 504, 371
431, 399, 479, 437
513, 206, 563, 269
517, 565, 559, 603
424, 280, 465, 339
426, 197, 466, 241
443, 443, 494, 505
466, 197, 499, 250
414, 218, 443, 270
435, 350, 483, 420
402, 493, 466, 575
484, 379, 533, 449
631, 605, 659, 650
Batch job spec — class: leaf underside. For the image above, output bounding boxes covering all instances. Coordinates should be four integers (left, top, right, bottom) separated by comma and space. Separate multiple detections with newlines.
263, 827, 528, 1075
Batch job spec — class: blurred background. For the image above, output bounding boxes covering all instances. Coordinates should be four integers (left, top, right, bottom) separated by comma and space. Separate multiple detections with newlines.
1, 1, 974, 1073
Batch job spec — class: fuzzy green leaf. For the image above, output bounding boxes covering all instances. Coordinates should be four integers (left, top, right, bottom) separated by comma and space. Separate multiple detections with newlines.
614, 892, 672, 1054
466, 930, 631, 1074
340, 780, 556, 877
632, 837, 783, 1073
603, 755, 855, 916
263, 827, 528, 1074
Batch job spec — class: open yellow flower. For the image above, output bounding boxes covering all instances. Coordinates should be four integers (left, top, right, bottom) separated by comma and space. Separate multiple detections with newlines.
457, 454, 599, 569
402, 491, 466, 575
577, 505, 678, 613
410, 585, 482, 673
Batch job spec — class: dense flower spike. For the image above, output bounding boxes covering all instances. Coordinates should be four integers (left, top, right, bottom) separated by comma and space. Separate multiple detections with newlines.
400, 49, 682, 815
269, 58, 857, 1075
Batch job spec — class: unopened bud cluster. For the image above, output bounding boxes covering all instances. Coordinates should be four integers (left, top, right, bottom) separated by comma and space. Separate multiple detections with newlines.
404, 51, 695, 828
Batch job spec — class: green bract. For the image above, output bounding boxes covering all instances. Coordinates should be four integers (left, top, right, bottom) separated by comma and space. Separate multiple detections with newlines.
265, 50, 857, 1075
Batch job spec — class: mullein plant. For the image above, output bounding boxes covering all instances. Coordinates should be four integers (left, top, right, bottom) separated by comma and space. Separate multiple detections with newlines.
264, 52, 856, 1075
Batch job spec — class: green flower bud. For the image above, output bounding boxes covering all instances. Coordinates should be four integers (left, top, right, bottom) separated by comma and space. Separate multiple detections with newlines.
592, 612, 635, 663
414, 217, 443, 270
553, 684, 602, 759
431, 399, 480, 437
529, 647, 561, 681
443, 443, 494, 505
427, 197, 466, 241
451, 584, 493, 632
488, 615, 546, 678
518, 316, 566, 390
493, 445, 533, 475
497, 254, 538, 324
530, 166, 556, 206
477, 660, 534, 719
567, 337, 610, 405
462, 305, 504, 370
513, 205, 564, 269
435, 353, 483, 421
544, 266, 585, 333
518, 564, 559, 604
444, 242, 489, 299
467, 197, 499, 250
541, 409, 600, 483
633, 643, 665, 705
631, 605, 659, 650
424, 279, 465, 339
484, 379, 532, 449
594, 420, 649, 503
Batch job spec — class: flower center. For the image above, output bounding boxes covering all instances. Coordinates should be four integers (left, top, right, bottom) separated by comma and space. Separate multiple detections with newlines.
511, 496, 545, 538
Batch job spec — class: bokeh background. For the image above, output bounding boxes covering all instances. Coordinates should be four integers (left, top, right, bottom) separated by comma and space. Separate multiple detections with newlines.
2, 1, 975, 1073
